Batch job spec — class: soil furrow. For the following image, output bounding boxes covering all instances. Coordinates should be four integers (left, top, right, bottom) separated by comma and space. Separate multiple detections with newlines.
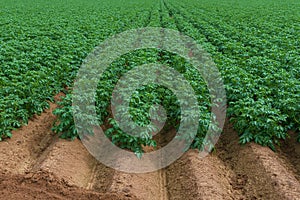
0, 171, 135, 200
106, 152, 168, 200
89, 162, 115, 192
86, 161, 98, 190
216, 122, 300, 200
0, 94, 63, 174
29, 134, 60, 172
250, 143, 300, 199
0, 95, 299, 200
36, 139, 97, 188
166, 150, 236, 200
279, 131, 300, 181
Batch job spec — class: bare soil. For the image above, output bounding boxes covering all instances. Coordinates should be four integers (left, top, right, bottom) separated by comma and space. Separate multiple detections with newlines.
0, 97, 299, 200
215, 122, 300, 199
0, 171, 134, 200
279, 131, 300, 181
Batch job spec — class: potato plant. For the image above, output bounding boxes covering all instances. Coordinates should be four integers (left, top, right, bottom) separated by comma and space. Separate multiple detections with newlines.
1, 0, 299, 151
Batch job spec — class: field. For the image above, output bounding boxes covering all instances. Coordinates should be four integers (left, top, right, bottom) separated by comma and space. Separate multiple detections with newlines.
0, 0, 299, 199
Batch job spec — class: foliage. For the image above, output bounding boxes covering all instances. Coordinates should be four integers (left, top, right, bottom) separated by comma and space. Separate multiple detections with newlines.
0, 0, 299, 152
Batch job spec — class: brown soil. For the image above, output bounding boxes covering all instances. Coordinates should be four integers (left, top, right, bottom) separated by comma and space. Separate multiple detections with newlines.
0, 99, 59, 174
0, 94, 137, 200
216, 122, 300, 200
279, 131, 300, 181
0, 96, 299, 200
0, 171, 133, 200
166, 150, 233, 200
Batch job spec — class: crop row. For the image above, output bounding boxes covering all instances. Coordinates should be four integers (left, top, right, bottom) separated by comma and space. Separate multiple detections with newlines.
0, 0, 299, 153
163, 0, 299, 147
0, 0, 154, 140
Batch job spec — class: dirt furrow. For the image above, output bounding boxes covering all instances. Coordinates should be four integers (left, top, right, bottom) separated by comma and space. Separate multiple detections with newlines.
86, 161, 115, 192
0, 94, 299, 200
0, 95, 63, 174
251, 143, 300, 199
36, 138, 98, 188
0, 171, 135, 200
166, 150, 236, 200
279, 131, 300, 181
95, 147, 169, 200
0, 94, 137, 200
32, 135, 167, 200
29, 134, 60, 172
216, 122, 300, 200
108, 169, 168, 200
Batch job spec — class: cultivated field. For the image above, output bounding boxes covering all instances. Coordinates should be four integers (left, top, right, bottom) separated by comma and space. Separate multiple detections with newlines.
0, 0, 299, 199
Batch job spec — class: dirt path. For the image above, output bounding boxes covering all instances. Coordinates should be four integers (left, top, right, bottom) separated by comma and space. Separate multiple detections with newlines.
0, 99, 299, 200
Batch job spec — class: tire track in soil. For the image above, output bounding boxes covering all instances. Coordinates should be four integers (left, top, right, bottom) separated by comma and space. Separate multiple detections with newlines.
86, 162, 115, 192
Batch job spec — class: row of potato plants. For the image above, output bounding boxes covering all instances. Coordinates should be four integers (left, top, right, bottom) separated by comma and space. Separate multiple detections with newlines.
54, 0, 218, 155
0, 0, 154, 141
164, 0, 299, 148
1, 0, 298, 155
52, 1, 164, 155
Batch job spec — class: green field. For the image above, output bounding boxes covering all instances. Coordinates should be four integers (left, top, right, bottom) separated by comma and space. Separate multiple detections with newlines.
0, 0, 299, 153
